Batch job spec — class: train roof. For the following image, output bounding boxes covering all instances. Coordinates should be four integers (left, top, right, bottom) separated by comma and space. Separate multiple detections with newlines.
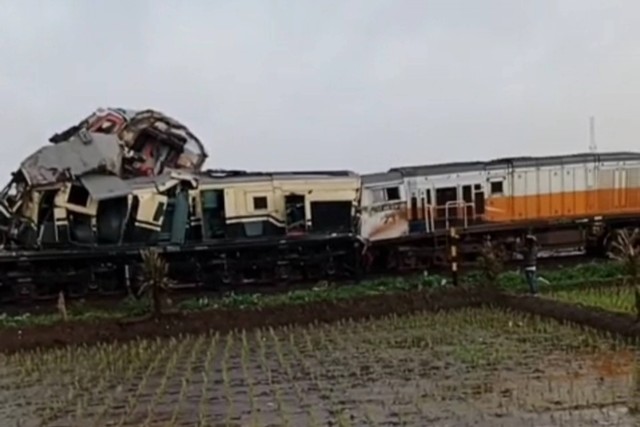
198, 169, 358, 183
361, 170, 403, 185
80, 168, 360, 199
202, 169, 356, 177
389, 151, 640, 177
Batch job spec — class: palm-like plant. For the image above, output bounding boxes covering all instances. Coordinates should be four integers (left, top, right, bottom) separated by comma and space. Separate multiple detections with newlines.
607, 228, 640, 320
57, 290, 68, 322
137, 248, 172, 317
607, 228, 640, 282
477, 238, 504, 289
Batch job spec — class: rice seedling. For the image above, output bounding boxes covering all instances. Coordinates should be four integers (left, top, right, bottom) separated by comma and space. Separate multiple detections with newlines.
2, 307, 639, 426
548, 286, 636, 314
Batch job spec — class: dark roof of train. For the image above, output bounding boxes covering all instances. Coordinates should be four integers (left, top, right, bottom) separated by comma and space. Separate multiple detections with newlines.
201, 169, 356, 178
389, 151, 640, 177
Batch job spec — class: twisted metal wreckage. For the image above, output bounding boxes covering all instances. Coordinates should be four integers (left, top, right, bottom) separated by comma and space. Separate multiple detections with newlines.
0, 108, 209, 249
0, 108, 361, 301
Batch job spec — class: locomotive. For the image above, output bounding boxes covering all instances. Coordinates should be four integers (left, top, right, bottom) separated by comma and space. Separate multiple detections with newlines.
0, 107, 638, 301
359, 152, 640, 272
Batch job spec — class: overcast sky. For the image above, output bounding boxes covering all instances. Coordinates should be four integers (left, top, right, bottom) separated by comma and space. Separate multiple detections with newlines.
1, 0, 640, 175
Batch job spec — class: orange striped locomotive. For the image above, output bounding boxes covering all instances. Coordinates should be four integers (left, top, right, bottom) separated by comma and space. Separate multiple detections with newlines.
359, 151, 640, 271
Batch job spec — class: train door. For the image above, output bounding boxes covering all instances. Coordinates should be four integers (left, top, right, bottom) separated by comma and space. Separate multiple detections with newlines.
408, 191, 423, 233
37, 190, 58, 244
170, 187, 190, 244
122, 193, 168, 243
310, 201, 353, 233
462, 185, 473, 225
285, 194, 306, 234
412, 188, 434, 233
473, 184, 485, 221
201, 189, 226, 239
158, 197, 175, 242
434, 186, 458, 229
411, 188, 435, 233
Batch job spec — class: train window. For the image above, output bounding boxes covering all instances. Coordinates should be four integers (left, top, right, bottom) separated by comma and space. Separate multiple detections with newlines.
462, 185, 472, 203
490, 181, 503, 195
153, 202, 166, 223
385, 187, 400, 201
410, 196, 418, 220
371, 190, 385, 203
436, 187, 457, 205
475, 191, 485, 214
253, 196, 268, 210
68, 185, 90, 207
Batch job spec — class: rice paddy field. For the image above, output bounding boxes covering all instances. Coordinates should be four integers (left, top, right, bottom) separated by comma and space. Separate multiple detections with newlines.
1, 307, 639, 427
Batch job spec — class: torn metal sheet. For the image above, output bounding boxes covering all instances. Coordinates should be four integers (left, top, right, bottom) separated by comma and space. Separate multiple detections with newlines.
80, 174, 131, 201
46, 107, 208, 178
116, 109, 208, 172
19, 132, 122, 186
124, 173, 177, 193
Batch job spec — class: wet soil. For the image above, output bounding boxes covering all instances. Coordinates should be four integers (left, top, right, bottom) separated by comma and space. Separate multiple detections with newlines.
2, 308, 637, 427
0, 286, 486, 354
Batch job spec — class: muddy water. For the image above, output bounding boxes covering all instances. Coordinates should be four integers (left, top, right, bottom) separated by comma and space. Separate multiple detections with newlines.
433, 348, 640, 426
1, 309, 640, 426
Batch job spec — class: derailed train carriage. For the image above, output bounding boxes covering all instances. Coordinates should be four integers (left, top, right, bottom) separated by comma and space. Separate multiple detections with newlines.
0, 169, 363, 300
0, 109, 363, 301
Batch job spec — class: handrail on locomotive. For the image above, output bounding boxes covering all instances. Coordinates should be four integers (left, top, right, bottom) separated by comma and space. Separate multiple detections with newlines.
444, 201, 476, 229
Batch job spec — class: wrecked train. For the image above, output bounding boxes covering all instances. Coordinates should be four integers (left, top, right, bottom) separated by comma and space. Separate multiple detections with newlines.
1, 107, 640, 302
0, 108, 209, 248
0, 108, 364, 301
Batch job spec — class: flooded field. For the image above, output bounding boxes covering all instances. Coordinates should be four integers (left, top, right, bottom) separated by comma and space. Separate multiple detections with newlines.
1, 307, 639, 426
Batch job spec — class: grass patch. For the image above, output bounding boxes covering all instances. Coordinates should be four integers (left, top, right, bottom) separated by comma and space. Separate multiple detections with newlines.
0, 261, 627, 329
546, 286, 636, 315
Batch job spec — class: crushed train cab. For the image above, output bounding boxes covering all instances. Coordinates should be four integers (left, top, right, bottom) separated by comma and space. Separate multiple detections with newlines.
0, 108, 207, 249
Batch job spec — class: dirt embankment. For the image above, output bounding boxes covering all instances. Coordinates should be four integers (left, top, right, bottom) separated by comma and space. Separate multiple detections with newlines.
0, 287, 487, 354
3, 283, 640, 354
493, 293, 640, 338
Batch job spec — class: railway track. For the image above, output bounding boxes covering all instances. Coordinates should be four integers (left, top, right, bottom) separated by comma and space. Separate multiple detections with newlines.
0, 250, 610, 317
